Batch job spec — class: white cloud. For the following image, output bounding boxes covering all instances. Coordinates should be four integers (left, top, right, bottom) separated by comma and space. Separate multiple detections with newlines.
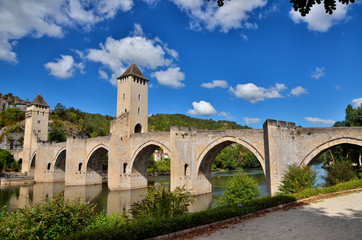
0, 0, 133, 63
172, 0, 267, 32
244, 117, 261, 124
44, 55, 83, 79
187, 101, 217, 116
311, 67, 325, 79
352, 97, 362, 108
229, 83, 287, 103
98, 70, 109, 80
201, 80, 228, 89
86, 24, 179, 86
143, 0, 160, 7
290, 86, 308, 97
218, 112, 235, 119
335, 85, 342, 90
290, 2, 349, 32
304, 117, 335, 125
151, 67, 185, 89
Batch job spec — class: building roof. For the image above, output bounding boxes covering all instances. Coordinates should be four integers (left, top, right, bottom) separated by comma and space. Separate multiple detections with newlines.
117, 63, 148, 81
29, 93, 49, 107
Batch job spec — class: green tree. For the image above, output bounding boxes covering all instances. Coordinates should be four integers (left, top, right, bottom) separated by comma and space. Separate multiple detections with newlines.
48, 126, 67, 142
217, 169, 262, 206
323, 161, 357, 186
130, 186, 194, 220
278, 164, 317, 194
0, 150, 20, 172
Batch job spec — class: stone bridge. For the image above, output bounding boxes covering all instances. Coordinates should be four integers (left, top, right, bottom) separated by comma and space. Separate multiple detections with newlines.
18, 64, 362, 196
24, 118, 362, 196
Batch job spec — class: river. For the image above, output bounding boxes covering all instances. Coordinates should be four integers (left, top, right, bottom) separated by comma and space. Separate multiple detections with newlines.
0, 164, 325, 214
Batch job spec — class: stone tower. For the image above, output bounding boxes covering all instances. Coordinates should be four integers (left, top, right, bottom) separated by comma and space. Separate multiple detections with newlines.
22, 93, 50, 174
116, 63, 148, 133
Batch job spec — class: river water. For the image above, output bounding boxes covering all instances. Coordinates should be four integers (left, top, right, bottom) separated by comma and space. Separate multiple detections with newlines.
0, 164, 325, 214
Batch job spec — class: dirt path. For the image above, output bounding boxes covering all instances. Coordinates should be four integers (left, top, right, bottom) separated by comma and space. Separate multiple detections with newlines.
191, 191, 362, 240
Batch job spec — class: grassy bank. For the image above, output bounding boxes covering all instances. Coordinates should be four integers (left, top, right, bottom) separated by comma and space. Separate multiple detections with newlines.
66, 179, 362, 240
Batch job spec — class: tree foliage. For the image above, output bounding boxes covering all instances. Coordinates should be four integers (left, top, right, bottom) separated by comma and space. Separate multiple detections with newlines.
323, 161, 357, 186
0, 150, 20, 172
217, 169, 262, 206
208, 0, 355, 16
0, 108, 25, 129
148, 113, 249, 132
212, 143, 260, 170
278, 164, 317, 194
51, 103, 114, 137
130, 186, 194, 220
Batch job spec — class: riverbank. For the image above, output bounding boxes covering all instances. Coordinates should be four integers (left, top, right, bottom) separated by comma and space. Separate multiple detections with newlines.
188, 190, 362, 240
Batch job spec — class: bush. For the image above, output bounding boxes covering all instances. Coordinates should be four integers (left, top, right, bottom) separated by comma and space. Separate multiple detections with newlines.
278, 164, 317, 194
130, 186, 194, 220
0, 150, 20, 172
323, 161, 357, 186
0, 194, 97, 240
86, 211, 128, 231
48, 125, 67, 142
217, 169, 262, 206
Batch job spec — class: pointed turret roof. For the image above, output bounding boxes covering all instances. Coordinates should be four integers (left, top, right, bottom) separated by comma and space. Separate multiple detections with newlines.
29, 93, 49, 107
117, 63, 148, 81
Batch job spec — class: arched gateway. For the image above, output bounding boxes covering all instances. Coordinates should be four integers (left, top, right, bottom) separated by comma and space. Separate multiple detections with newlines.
21, 64, 362, 196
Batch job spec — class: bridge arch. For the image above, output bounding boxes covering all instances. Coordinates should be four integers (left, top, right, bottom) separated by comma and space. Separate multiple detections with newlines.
197, 136, 265, 176
130, 140, 171, 177
53, 147, 66, 172
301, 137, 362, 166
86, 144, 109, 173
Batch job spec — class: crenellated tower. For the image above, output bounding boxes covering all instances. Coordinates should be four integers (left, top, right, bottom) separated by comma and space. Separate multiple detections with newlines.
116, 63, 148, 134
21, 93, 50, 174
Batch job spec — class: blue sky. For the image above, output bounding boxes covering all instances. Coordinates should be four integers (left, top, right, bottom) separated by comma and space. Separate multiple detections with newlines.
0, 0, 361, 129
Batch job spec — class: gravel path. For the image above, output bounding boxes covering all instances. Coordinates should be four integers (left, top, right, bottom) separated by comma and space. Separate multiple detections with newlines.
194, 191, 362, 240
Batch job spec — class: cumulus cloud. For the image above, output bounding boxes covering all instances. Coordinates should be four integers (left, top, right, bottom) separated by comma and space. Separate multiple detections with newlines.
229, 83, 287, 103
290, 2, 349, 32
151, 67, 185, 89
86, 24, 180, 86
218, 112, 235, 119
0, 0, 133, 63
352, 97, 362, 108
172, 0, 267, 32
304, 117, 335, 125
201, 80, 228, 89
44, 55, 83, 79
311, 67, 325, 79
187, 101, 217, 116
290, 86, 308, 97
244, 117, 261, 125
98, 70, 109, 80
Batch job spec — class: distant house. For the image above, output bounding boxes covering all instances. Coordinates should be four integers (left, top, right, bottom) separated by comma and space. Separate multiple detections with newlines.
153, 150, 169, 162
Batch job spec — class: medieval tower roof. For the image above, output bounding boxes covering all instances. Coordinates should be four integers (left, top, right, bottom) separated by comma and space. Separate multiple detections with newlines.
29, 93, 49, 107
117, 63, 148, 81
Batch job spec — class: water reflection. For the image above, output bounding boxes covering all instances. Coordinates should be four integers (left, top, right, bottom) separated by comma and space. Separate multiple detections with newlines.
0, 168, 269, 215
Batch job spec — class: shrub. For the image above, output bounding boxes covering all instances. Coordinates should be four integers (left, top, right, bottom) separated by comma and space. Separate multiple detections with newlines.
217, 169, 262, 206
130, 186, 194, 220
48, 125, 67, 142
278, 164, 317, 194
323, 161, 357, 186
86, 211, 128, 231
0, 150, 20, 172
0, 194, 97, 240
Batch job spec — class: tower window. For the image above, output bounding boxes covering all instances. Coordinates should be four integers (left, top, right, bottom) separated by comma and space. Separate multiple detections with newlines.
123, 163, 127, 174
134, 123, 142, 133
138, 108, 140, 114
38, 120, 41, 124
38, 130, 41, 133
47, 163, 51, 170
138, 94, 141, 100
37, 111, 39, 115
123, 93, 125, 99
